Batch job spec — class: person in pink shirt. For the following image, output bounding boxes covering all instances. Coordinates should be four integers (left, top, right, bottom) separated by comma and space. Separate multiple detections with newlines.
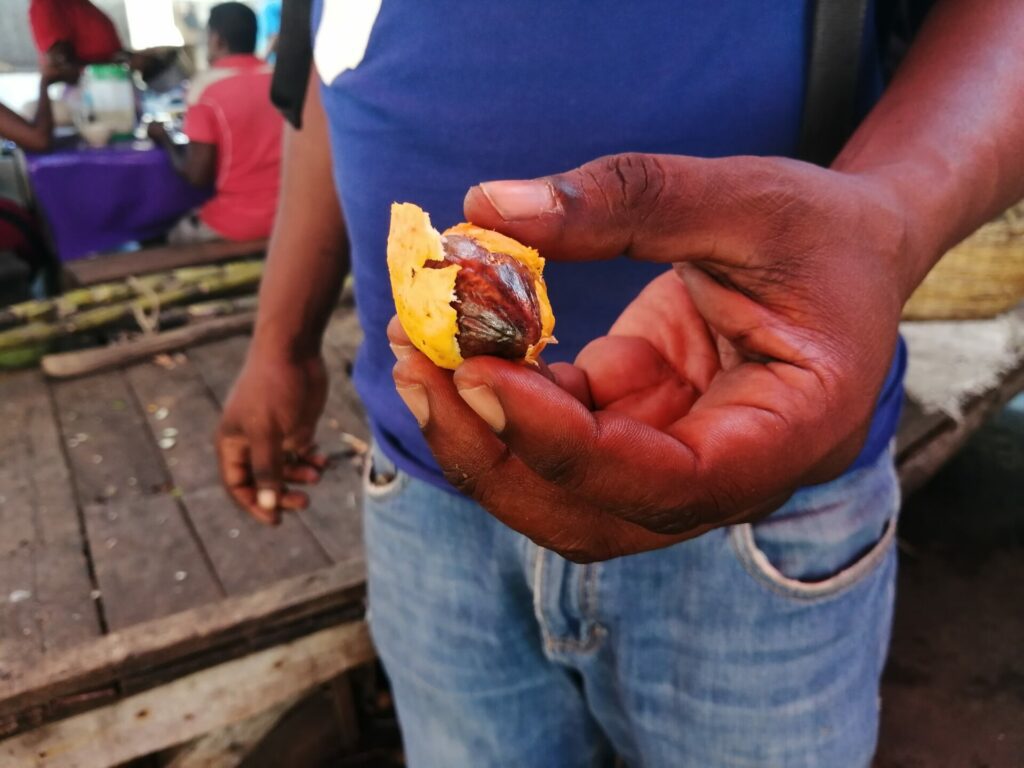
149, 2, 282, 244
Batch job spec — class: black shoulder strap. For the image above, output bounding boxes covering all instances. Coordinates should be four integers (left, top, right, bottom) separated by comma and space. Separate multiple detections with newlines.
797, 0, 871, 166
270, 0, 314, 129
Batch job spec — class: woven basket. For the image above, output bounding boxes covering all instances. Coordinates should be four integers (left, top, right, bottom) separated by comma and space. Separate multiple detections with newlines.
902, 200, 1024, 320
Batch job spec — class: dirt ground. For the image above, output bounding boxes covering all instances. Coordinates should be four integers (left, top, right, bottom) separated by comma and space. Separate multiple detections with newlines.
876, 395, 1024, 768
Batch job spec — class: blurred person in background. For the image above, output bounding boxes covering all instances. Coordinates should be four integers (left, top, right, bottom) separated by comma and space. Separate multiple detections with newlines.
149, 2, 282, 245
0, 58, 74, 300
29, 0, 124, 70
29, 0, 187, 88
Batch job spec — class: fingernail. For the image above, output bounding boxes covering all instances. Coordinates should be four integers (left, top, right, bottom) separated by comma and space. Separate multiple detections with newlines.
390, 342, 413, 361
457, 385, 506, 432
257, 488, 277, 511
396, 384, 429, 427
479, 180, 561, 221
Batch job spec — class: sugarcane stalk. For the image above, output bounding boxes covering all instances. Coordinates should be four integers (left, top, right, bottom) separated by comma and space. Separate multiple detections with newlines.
41, 313, 256, 379
156, 294, 260, 326
0, 261, 263, 351
0, 261, 261, 330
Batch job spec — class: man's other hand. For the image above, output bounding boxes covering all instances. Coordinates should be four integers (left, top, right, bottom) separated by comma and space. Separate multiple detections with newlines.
216, 351, 330, 525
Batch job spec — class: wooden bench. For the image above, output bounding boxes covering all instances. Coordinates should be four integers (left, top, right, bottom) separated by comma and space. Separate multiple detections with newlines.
0, 307, 1021, 766
64, 239, 268, 287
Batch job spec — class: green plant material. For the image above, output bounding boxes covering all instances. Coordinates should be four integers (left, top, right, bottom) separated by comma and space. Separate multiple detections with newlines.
0, 342, 50, 370
0, 262, 259, 330
0, 260, 263, 351
158, 294, 259, 326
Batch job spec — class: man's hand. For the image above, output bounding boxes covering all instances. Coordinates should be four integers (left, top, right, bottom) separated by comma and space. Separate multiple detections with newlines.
146, 121, 170, 146
148, 121, 217, 188
45, 42, 77, 70
216, 351, 329, 525
391, 153, 911, 561
40, 57, 79, 85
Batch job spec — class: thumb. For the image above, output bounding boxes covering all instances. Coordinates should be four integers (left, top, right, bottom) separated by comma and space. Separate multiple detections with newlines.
464, 153, 783, 265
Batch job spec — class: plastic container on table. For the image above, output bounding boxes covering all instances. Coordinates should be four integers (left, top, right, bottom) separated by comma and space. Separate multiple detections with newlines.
77, 64, 137, 139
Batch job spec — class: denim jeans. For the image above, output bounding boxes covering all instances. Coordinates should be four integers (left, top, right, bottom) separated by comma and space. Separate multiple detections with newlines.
363, 443, 899, 768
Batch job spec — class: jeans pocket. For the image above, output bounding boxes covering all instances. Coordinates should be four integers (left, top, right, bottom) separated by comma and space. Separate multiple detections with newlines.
362, 440, 408, 500
729, 447, 900, 601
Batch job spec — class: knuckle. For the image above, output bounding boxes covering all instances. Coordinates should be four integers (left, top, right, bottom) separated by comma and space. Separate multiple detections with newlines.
441, 463, 479, 497
441, 445, 513, 503
640, 504, 705, 535
595, 153, 667, 217
532, 450, 589, 494
213, 424, 236, 450
622, 479, 722, 534
216, 415, 244, 440
558, 547, 601, 564
248, 466, 278, 483
547, 534, 605, 564
544, 521, 620, 564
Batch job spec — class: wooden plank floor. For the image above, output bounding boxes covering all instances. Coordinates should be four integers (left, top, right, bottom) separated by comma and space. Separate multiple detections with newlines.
0, 306, 1021, 743
0, 310, 367, 736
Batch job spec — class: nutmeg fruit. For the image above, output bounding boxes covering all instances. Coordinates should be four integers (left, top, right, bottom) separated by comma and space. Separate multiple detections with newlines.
387, 202, 556, 370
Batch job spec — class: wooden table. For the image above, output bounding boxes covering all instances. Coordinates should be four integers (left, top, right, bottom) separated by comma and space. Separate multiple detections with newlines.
0, 309, 1022, 767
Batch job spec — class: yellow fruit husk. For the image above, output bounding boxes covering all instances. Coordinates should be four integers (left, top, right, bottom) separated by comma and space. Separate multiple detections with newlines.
386, 203, 556, 369
387, 203, 463, 369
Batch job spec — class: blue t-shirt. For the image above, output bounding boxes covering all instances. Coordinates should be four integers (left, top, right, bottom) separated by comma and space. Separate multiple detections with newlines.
312, 0, 906, 491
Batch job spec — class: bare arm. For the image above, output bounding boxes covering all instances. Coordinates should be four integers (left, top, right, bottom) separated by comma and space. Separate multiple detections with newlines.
147, 123, 217, 188
216, 69, 349, 523
251, 69, 349, 360
835, 0, 1024, 297
0, 76, 54, 152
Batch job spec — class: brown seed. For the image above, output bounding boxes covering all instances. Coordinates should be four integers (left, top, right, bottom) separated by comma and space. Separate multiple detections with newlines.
426, 234, 543, 360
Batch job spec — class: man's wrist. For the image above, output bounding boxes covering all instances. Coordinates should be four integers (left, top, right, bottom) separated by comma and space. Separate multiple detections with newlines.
836, 158, 960, 305
251, 313, 324, 364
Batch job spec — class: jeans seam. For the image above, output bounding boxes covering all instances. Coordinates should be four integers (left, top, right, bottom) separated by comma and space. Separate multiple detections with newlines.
535, 551, 605, 656
543, 625, 606, 654
583, 561, 599, 621
533, 545, 556, 653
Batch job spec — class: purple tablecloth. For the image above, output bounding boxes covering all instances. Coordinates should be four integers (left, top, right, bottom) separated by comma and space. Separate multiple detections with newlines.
24, 142, 211, 262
